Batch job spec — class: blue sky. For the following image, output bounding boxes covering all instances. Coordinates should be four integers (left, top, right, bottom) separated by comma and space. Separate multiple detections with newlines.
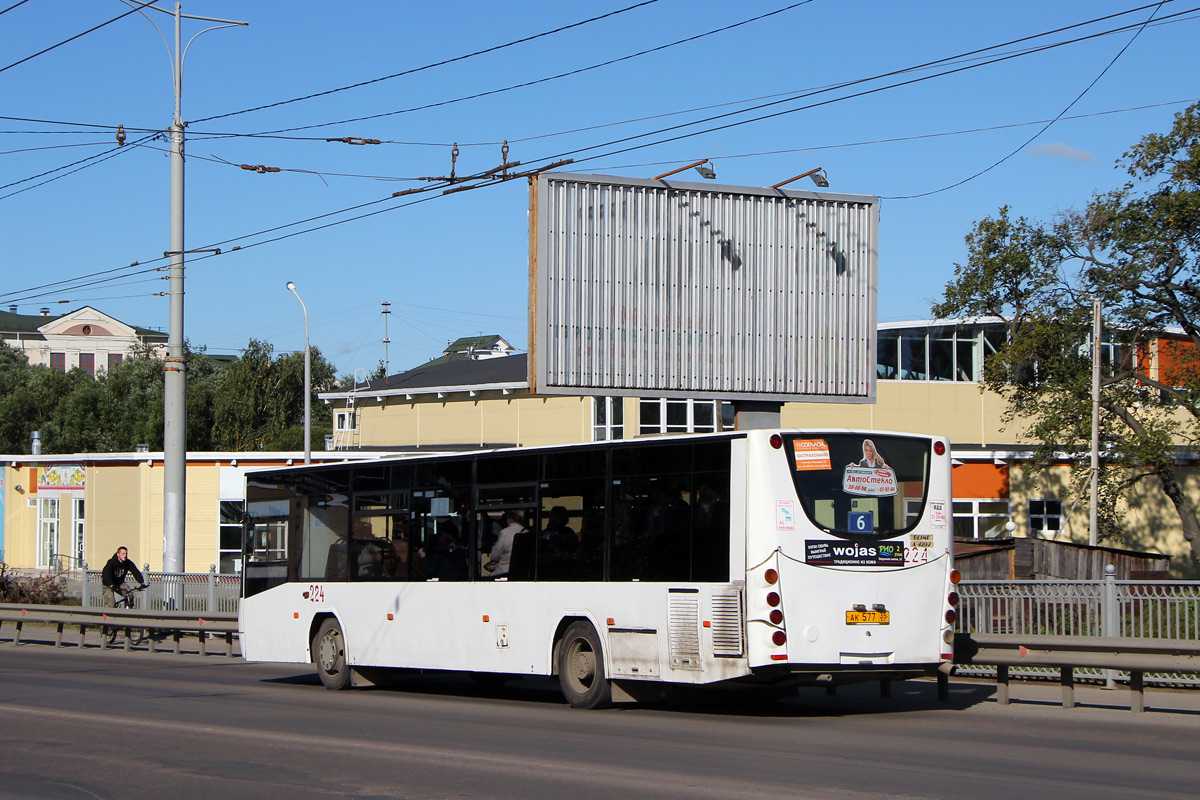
2, 1, 1196, 378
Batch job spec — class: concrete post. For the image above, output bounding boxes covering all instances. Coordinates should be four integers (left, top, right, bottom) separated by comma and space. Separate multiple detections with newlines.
1102, 564, 1118, 687
207, 564, 217, 612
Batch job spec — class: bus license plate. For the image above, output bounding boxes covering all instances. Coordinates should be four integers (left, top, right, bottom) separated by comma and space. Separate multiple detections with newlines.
845, 610, 890, 625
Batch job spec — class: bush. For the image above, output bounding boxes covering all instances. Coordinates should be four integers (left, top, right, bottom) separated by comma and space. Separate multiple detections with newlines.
0, 564, 67, 604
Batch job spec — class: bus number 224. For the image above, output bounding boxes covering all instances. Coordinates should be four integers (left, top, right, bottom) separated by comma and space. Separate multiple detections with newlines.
306, 585, 325, 603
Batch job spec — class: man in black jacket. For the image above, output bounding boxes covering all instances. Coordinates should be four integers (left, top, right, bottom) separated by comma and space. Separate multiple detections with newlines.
101, 546, 146, 607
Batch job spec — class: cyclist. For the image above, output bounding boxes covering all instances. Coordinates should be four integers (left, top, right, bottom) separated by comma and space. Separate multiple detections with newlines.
101, 546, 147, 608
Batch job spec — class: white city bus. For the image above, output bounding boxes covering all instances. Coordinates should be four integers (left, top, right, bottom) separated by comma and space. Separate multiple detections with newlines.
240, 429, 960, 708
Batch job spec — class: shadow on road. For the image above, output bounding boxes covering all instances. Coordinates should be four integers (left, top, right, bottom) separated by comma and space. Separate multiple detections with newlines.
260, 669, 998, 717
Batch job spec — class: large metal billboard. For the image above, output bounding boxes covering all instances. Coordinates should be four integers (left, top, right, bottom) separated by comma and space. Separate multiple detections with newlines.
529, 172, 878, 402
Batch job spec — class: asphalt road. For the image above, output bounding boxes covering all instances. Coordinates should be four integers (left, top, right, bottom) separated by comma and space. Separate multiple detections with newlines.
1, 643, 1197, 800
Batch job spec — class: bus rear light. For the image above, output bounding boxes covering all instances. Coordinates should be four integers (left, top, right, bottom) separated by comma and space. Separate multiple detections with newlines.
941, 653, 954, 661
934, 440, 946, 456
771, 654, 788, 661
943, 628, 955, 645
945, 609, 957, 624
769, 609, 783, 625
764, 568, 778, 585
766, 591, 780, 608
947, 591, 959, 607
769, 434, 783, 449
772, 630, 787, 646
949, 569, 962, 585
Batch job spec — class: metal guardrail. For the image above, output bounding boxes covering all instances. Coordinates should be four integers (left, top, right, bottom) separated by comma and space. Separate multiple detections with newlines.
0, 602, 239, 657
955, 632, 1200, 712
80, 564, 241, 614
956, 574, 1200, 687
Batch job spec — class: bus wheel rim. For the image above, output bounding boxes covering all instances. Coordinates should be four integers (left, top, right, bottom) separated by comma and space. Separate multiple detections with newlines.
568, 642, 595, 687
319, 632, 341, 672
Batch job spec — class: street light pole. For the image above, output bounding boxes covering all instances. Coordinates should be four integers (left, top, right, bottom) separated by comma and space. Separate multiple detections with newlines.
133, 2, 246, 576
286, 282, 312, 464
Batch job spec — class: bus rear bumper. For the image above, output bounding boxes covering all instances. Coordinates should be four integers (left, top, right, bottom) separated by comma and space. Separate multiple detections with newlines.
746, 662, 944, 687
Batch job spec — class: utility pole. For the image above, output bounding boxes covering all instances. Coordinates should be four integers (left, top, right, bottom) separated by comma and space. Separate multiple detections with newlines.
1090, 297, 1101, 547
381, 301, 391, 387
138, 2, 246, 577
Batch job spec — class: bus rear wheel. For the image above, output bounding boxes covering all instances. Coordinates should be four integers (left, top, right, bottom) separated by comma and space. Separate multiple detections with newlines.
313, 618, 352, 690
557, 622, 612, 709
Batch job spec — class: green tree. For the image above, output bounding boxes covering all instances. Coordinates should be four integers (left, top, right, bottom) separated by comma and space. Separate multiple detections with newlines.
0, 342, 36, 452
934, 103, 1200, 565
213, 339, 336, 451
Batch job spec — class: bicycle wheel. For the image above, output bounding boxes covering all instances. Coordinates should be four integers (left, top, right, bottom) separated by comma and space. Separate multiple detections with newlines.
129, 628, 147, 646
105, 625, 118, 646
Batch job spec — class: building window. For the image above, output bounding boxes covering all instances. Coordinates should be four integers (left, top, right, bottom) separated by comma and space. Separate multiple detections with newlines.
952, 499, 1011, 539
219, 501, 244, 574
79, 353, 95, 377
1028, 499, 1063, 536
878, 326, 993, 383
108, 353, 123, 369
592, 397, 624, 441
72, 497, 85, 563
638, 399, 733, 435
37, 497, 59, 569
50, 352, 66, 372
335, 409, 357, 431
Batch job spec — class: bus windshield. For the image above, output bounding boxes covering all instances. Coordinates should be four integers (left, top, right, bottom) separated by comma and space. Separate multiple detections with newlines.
784, 433, 930, 538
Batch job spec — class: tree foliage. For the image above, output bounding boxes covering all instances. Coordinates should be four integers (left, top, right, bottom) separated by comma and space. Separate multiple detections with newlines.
0, 338, 335, 455
934, 103, 1200, 564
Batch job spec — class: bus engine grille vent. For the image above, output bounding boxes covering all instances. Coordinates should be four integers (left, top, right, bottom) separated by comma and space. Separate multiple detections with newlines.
710, 591, 744, 658
668, 591, 702, 670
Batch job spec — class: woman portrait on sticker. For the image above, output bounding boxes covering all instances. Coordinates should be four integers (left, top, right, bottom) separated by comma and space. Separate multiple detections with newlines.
850, 438, 887, 469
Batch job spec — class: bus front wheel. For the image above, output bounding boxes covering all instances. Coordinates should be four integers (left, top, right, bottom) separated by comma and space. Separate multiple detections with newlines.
313, 618, 352, 690
557, 622, 612, 709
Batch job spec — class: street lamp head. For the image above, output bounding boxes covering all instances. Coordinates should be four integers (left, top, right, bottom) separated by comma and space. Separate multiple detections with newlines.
770, 167, 830, 190
286, 281, 296, 291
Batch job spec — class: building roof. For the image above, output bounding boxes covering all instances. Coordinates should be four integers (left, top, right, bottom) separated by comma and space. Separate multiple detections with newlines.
322, 352, 528, 400
422, 334, 516, 367
0, 307, 166, 341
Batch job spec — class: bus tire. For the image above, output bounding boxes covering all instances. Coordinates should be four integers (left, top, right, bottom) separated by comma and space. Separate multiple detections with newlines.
313, 618, 352, 691
557, 622, 612, 709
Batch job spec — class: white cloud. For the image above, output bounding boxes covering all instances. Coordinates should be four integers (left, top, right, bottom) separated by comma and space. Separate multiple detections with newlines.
1027, 142, 1096, 163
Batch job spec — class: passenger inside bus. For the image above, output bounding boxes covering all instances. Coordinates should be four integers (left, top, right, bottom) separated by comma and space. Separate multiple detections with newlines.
419, 523, 469, 580
487, 510, 528, 579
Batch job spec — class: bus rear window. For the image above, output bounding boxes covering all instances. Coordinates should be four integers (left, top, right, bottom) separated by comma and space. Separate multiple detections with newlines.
784, 434, 930, 538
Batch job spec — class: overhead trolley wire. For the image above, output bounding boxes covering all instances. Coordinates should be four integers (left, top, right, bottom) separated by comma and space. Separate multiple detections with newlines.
4, 4, 1194, 303
197, 1, 818, 139
191, 0, 666, 125
0, 1, 160, 75
0, 0, 33, 17
882, 2, 1167, 199
520, 4, 1200, 169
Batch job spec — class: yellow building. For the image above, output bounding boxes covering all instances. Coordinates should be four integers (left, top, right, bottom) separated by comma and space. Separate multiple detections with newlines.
3, 322, 1194, 577
0, 451, 380, 575
320, 324, 1199, 576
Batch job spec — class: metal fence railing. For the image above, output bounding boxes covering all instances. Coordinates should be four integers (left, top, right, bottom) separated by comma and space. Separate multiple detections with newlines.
82, 564, 240, 614
957, 572, 1200, 687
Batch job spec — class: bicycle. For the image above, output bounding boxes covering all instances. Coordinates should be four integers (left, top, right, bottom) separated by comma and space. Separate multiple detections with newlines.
104, 584, 148, 647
